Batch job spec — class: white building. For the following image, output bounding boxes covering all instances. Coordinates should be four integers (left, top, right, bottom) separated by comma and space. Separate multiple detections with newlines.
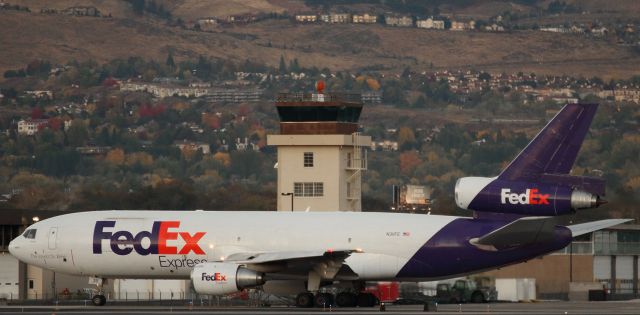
295, 14, 317, 23
17, 119, 48, 135
174, 141, 211, 155
352, 13, 377, 24
416, 17, 445, 30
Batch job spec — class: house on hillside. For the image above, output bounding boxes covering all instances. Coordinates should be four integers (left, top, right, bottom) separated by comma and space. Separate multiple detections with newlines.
40, 8, 58, 14
451, 20, 475, 31
174, 141, 211, 155
196, 17, 218, 30
235, 138, 260, 152
590, 26, 608, 36
25, 90, 53, 100
385, 14, 413, 27
352, 13, 377, 24
62, 6, 100, 17
371, 140, 398, 151
221, 14, 257, 25
416, 17, 445, 30
320, 13, 351, 23
485, 23, 505, 32
17, 119, 48, 136
416, 18, 433, 29
295, 14, 317, 23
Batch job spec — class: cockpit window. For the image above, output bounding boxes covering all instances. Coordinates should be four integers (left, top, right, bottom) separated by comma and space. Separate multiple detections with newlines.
23, 229, 37, 239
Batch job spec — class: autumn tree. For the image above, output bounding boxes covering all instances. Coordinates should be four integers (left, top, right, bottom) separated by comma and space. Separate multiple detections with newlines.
397, 127, 416, 150
399, 150, 422, 176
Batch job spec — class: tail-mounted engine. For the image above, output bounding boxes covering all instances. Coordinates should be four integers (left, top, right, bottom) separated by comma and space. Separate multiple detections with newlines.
191, 262, 265, 295
455, 177, 606, 216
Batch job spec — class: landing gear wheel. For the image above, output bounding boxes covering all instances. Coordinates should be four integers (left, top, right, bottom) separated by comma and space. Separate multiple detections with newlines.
91, 294, 106, 306
336, 292, 357, 307
295, 292, 314, 308
357, 292, 377, 307
314, 293, 334, 307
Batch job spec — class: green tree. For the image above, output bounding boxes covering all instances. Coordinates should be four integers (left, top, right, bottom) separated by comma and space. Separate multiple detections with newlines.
289, 58, 300, 73
166, 52, 175, 68
66, 120, 89, 147
278, 55, 287, 74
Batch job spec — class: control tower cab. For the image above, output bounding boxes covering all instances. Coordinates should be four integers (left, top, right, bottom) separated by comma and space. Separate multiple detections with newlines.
267, 82, 371, 212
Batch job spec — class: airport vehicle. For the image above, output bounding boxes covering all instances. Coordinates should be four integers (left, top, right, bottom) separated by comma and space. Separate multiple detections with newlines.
435, 279, 496, 303
9, 103, 630, 307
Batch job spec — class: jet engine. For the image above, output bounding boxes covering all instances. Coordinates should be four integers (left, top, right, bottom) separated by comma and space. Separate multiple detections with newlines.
191, 262, 265, 295
455, 177, 606, 216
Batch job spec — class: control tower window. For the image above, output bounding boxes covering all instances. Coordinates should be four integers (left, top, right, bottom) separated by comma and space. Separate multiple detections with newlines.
304, 152, 314, 167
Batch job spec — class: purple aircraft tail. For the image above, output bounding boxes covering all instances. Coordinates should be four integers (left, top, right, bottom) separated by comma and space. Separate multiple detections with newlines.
498, 103, 604, 196
455, 103, 606, 216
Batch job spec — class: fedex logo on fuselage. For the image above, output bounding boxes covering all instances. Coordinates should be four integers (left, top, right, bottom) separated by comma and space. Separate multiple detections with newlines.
500, 188, 550, 205
93, 221, 206, 256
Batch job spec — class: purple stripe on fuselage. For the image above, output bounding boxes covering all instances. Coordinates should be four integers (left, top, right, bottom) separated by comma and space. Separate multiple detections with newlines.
396, 218, 571, 278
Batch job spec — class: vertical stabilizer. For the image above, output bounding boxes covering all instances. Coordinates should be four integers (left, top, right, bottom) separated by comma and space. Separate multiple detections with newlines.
498, 103, 598, 181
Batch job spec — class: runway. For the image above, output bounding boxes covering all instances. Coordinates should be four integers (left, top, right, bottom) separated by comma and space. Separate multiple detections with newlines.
1, 301, 640, 315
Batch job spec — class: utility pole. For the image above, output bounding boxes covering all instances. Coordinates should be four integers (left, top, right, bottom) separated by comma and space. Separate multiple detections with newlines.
281, 192, 293, 212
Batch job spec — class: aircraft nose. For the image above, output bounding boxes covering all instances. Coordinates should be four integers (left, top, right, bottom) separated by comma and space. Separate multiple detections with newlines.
8, 239, 20, 257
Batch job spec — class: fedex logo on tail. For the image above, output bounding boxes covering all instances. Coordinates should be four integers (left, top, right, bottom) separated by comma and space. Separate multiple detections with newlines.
93, 221, 206, 256
501, 188, 550, 205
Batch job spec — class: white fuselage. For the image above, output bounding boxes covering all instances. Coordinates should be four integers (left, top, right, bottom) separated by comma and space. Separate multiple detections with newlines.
9, 210, 458, 281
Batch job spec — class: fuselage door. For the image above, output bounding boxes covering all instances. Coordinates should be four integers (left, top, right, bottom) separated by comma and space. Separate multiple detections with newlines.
48, 227, 58, 250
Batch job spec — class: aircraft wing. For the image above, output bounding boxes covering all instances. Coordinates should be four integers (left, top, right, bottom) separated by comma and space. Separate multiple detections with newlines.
223, 249, 361, 285
470, 217, 556, 251
567, 219, 633, 237
224, 249, 359, 264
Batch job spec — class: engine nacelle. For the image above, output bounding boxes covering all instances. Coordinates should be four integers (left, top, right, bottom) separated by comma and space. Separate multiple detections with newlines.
191, 262, 265, 295
455, 177, 605, 216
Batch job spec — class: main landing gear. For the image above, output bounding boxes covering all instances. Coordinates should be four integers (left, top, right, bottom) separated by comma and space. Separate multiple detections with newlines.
90, 277, 107, 306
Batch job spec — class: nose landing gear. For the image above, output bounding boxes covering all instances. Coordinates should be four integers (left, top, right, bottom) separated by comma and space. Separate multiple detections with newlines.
89, 277, 107, 306
91, 294, 106, 306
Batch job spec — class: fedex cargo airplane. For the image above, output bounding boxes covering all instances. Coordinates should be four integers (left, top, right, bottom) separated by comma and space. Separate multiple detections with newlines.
9, 103, 630, 307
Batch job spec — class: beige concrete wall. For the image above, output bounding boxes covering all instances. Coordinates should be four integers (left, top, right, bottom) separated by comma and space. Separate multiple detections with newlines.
269, 134, 370, 212
276, 146, 342, 211
480, 255, 594, 296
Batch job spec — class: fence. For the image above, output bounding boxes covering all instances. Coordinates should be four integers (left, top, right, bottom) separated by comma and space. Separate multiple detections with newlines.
2, 290, 290, 306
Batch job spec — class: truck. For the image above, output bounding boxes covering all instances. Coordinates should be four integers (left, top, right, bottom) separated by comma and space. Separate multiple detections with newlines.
435, 279, 497, 304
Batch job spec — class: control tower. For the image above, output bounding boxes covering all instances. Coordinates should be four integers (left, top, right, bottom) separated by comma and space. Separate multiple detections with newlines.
267, 83, 371, 212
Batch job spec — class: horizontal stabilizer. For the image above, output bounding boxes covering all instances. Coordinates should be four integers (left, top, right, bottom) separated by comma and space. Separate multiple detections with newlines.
470, 217, 555, 251
568, 219, 633, 237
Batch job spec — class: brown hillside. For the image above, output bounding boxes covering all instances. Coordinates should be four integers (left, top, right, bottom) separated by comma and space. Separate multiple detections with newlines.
168, 0, 289, 20
1, 10, 639, 79
8, 0, 297, 19
9, 0, 135, 18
